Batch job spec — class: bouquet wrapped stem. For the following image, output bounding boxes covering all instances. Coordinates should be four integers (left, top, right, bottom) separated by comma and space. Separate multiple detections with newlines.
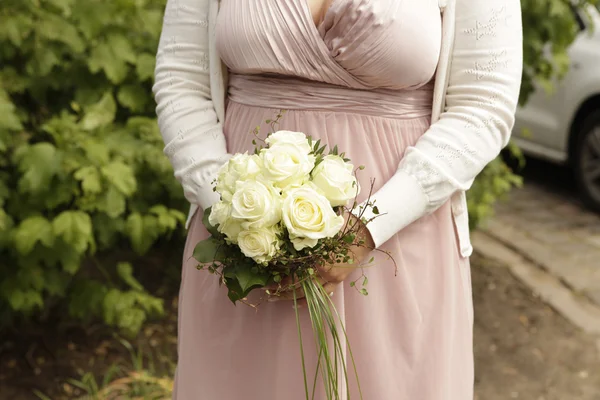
193, 112, 390, 400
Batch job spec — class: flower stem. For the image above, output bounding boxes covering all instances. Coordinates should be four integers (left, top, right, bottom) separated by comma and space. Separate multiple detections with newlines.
293, 276, 310, 400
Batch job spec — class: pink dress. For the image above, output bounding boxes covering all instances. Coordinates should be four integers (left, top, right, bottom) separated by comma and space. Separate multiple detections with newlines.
175, 1, 474, 399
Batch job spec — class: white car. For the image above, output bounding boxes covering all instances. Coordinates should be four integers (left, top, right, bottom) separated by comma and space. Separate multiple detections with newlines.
513, 5, 600, 211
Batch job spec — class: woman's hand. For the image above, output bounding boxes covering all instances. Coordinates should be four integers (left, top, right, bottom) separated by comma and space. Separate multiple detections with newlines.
265, 210, 375, 304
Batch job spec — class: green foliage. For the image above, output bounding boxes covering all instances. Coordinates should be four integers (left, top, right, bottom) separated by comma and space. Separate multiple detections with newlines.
0, 0, 185, 335
520, 0, 599, 104
469, 0, 599, 228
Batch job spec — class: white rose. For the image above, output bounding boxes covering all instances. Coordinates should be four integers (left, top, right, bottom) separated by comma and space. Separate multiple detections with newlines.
215, 153, 262, 202
207, 200, 244, 243
208, 200, 231, 228
311, 155, 360, 207
282, 184, 344, 251
238, 226, 281, 263
230, 152, 262, 178
265, 130, 312, 154
261, 145, 315, 190
230, 180, 281, 228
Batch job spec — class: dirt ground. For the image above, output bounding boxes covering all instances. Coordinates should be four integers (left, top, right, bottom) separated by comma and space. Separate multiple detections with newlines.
1, 254, 600, 399
472, 254, 600, 400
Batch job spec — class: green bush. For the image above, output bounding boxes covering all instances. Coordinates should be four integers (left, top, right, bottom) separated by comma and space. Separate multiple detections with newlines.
0, 0, 186, 335
0, 0, 597, 334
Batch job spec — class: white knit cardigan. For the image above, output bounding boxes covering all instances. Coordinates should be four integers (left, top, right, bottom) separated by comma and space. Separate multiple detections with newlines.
153, 0, 523, 258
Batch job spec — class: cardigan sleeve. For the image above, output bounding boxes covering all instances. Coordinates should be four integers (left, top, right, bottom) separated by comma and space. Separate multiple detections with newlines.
153, 0, 230, 211
357, 0, 523, 248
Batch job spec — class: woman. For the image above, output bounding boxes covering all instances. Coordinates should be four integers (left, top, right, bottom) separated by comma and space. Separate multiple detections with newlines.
153, 0, 523, 398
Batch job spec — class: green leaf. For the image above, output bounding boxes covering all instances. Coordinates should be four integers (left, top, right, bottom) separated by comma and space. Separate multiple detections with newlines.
37, 14, 85, 53
117, 84, 148, 112
52, 211, 93, 254
0, 89, 22, 130
74, 166, 103, 194
192, 238, 223, 264
82, 140, 110, 165
92, 213, 124, 249
13, 216, 55, 255
59, 246, 83, 274
101, 161, 137, 196
125, 213, 161, 255
117, 262, 144, 291
97, 186, 127, 218
202, 206, 220, 237
108, 34, 137, 64
6, 289, 44, 312
150, 205, 185, 232
81, 92, 117, 131
235, 266, 270, 293
88, 43, 128, 84
225, 278, 246, 304
27, 46, 61, 76
136, 53, 156, 81
343, 233, 356, 244
15, 143, 61, 194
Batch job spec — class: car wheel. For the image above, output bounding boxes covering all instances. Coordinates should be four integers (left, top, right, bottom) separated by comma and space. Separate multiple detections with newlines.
574, 110, 600, 212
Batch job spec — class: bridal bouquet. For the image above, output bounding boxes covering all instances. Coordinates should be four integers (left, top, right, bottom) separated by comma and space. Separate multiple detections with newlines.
193, 113, 382, 399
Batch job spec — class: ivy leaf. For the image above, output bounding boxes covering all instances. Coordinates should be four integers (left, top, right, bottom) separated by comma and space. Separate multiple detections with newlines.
15, 143, 61, 194
225, 277, 246, 304
192, 237, 223, 264
52, 211, 93, 254
101, 161, 137, 196
74, 166, 103, 194
81, 92, 117, 131
117, 84, 148, 112
192, 238, 221, 264
235, 266, 270, 293
117, 262, 144, 291
13, 216, 55, 255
